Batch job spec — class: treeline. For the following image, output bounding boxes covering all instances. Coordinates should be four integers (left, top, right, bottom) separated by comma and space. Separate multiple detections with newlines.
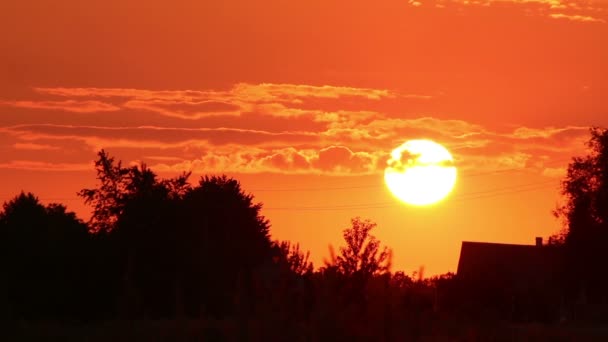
3, 127, 608, 339
0, 150, 457, 339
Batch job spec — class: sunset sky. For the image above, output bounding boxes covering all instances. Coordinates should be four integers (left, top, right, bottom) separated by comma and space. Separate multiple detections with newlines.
1, 0, 607, 276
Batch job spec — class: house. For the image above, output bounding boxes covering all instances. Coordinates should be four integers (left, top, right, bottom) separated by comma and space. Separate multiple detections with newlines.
455, 238, 564, 322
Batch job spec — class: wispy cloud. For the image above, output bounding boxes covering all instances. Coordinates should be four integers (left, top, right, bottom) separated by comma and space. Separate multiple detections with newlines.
543, 166, 567, 178
1, 100, 120, 113
151, 145, 386, 176
13, 143, 60, 151
410, 0, 606, 23
2, 124, 318, 150
35, 83, 401, 102
30, 83, 424, 121
0, 83, 595, 177
0, 160, 90, 171
123, 99, 241, 120
550, 13, 606, 23
510, 126, 588, 139
231, 83, 398, 101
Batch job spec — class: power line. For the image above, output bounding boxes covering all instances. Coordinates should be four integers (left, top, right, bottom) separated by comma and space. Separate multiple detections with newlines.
250, 157, 571, 193
263, 179, 559, 211
0, 157, 571, 206
2, 179, 559, 212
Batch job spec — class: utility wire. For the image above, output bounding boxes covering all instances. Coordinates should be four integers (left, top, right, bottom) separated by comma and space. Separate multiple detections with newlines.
1, 157, 571, 205
25, 179, 557, 210
263, 179, 559, 211
250, 156, 571, 192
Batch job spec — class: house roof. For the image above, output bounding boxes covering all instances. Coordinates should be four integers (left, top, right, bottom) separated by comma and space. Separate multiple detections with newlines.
457, 240, 563, 288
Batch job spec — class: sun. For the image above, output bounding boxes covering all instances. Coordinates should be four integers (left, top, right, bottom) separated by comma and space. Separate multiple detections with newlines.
384, 140, 457, 206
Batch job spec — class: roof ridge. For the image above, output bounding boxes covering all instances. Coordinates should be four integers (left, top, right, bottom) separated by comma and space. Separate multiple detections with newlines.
461, 240, 538, 247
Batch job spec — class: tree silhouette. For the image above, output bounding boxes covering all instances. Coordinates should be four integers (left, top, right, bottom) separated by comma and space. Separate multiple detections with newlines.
117, 165, 184, 317
79, 151, 276, 318
177, 175, 273, 318
556, 127, 608, 237
78, 150, 190, 234
0, 192, 89, 319
78, 150, 131, 234
78, 150, 191, 317
0, 143, 592, 338
332, 217, 392, 277
310, 218, 395, 339
554, 127, 608, 302
273, 240, 314, 276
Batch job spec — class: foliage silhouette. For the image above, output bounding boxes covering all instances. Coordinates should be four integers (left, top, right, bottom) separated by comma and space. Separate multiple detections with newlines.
554, 127, 608, 305
555, 127, 608, 240
327, 217, 392, 278
78, 151, 276, 319
315, 217, 394, 337
6, 145, 608, 338
78, 150, 192, 318
174, 175, 274, 318
273, 240, 314, 276
78, 149, 190, 234
0, 192, 90, 319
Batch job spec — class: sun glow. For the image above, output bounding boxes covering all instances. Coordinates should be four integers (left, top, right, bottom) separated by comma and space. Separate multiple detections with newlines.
384, 140, 457, 206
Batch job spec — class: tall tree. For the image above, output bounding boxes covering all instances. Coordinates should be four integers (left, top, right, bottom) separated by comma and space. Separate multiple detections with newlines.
555, 127, 608, 300
177, 175, 273, 317
80, 151, 275, 318
78, 149, 190, 234
78, 150, 131, 234
332, 217, 392, 277
78, 150, 190, 317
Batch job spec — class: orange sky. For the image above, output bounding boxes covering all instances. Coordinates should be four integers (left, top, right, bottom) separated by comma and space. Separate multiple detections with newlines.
1, 0, 608, 276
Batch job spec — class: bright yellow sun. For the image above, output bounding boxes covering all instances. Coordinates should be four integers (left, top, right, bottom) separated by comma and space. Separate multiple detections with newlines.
384, 139, 457, 206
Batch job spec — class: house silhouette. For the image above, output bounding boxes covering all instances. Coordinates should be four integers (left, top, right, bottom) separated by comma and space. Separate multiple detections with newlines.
456, 238, 564, 322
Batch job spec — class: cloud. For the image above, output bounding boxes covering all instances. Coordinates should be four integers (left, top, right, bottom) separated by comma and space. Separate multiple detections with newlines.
496, 152, 532, 169
456, 152, 533, 173
313, 146, 380, 174
30, 83, 422, 122
500, 126, 590, 154
542, 166, 567, 178
231, 83, 397, 102
507, 126, 589, 140
321, 117, 487, 146
2, 124, 318, 150
247, 103, 317, 118
510, 126, 587, 139
142, 155, 187, 162
0, 160, 90, 171
0, 100, 120, 113
395, 117, 486, 138
550, 13, 605, 23
34, 83, 402, 103
13, 143, 60, 151
123, 99, 241, 119
34, 87, 212, 100
494, 0, 567, 8
1, 83, 597, 178
259, 147, 312, 172
411, 0, 606, 23
151, 145, 384, 176
2, 119, 589, 177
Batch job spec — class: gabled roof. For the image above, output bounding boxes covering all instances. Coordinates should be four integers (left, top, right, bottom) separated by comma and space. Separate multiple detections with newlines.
457, 241, 563, 289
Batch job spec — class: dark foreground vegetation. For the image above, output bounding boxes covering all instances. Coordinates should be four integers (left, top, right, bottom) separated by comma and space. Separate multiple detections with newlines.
2, 127, 608, 341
